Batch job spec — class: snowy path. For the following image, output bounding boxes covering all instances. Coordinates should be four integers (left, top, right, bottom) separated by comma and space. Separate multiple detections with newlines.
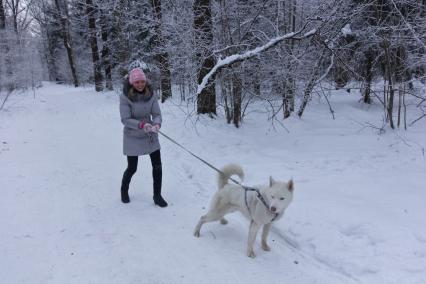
1, 83, 425, 283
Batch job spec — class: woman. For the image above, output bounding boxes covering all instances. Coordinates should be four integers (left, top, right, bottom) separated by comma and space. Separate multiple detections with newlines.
119, 68, 167, 207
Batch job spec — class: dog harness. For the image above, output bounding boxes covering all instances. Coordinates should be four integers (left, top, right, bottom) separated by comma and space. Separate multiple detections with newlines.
243, 186, 279, 222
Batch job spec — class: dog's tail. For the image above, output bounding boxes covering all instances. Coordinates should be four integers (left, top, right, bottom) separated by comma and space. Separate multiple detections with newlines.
218, 164, 244, 189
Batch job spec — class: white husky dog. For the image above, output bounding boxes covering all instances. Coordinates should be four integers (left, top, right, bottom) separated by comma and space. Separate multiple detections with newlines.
194, 164, 294, 258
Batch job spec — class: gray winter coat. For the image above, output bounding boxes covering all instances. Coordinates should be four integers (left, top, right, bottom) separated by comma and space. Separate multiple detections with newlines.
119, 81, 162, 156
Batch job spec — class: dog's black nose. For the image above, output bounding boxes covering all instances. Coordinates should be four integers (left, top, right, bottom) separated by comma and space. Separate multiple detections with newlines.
271, 206, 276, 212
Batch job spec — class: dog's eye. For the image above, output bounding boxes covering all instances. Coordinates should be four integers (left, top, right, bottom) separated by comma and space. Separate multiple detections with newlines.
280, 197, 285, 200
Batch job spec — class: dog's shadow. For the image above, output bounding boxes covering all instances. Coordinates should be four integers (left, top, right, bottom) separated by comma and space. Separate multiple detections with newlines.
198, 216, 302, 258
203, 216, 249, 243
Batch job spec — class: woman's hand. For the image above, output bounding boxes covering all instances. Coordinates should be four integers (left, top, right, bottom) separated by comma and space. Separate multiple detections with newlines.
139, 121, 153, 132
150, 124, 160, 133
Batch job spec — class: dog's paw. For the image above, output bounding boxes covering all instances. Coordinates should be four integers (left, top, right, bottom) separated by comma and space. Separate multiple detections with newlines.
261, 242, 271, 251
193, 231, 200, 238
220, 218, 228, 225
247, 250, 256, 258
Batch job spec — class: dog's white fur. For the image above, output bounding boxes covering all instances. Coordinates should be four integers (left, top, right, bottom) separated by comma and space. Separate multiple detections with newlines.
194, 164, 294, 258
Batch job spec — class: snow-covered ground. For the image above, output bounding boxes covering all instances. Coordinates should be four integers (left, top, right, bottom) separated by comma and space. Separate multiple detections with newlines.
1, 82, 425, 284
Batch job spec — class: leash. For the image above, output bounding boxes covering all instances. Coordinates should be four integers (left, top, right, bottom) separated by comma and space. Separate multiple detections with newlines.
158, 130, 278, 221
158, 130, 240, 184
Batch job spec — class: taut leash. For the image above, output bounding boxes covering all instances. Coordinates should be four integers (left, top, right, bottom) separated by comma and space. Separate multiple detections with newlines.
158, 130, 240, 185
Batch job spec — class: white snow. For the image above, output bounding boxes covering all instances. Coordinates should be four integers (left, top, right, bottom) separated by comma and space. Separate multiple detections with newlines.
341, 24, 352, 36
1, 82, 426, 284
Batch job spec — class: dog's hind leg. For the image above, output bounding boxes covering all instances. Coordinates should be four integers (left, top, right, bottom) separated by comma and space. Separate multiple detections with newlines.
193, 211, 224, 237
247, 220, 261, 258
193, 216, 206, 237
261, 223, 272, 251
194, 195, 232, 237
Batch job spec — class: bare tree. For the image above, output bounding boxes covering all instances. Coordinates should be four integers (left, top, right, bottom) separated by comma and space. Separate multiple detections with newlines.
0, 0, 5, 29
217, 0, 242, 127
85, 0, 103, 91
110, 0, 129, 77
151, 0, 172, 102
297, 47, 328, 117
280, 0, 297, 118
5, 0, 19, 33
54, 0, 79, 87
193, 0, 216, 115
99, 6, 112, 90
0, 0, 6, 91
29, 0, 61, 82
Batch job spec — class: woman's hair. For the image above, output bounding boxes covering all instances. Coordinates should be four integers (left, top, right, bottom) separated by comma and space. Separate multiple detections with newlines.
128, 83, 151, 99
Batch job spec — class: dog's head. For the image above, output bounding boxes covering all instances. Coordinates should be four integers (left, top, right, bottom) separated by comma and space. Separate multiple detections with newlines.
264, 177, 294, 213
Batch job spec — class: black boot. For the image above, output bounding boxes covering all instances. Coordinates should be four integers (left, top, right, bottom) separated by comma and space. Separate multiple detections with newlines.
152, 163, 167, 207
153, 194, 168, 207
121, 178, 130, 203
120, 156, 138, 204
121, 168, 135, 204
121, 187, 130, 203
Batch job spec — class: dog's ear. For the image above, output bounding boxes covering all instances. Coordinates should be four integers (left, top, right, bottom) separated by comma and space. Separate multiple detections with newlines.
269, 176, 275, 187
288, 179, 294, 192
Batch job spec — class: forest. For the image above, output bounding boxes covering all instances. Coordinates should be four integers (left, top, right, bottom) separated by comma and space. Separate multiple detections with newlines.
1, 0, 425, 128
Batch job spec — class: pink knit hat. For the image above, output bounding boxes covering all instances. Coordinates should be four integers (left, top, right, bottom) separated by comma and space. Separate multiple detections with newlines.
129, 68, 146, 85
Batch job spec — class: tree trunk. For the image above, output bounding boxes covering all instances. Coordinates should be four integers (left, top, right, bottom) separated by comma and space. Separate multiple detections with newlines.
44, 27, 60, 82
8, 0, 18, 33
151, 0, 172, 102
112, 0, 129, 77
0, 0, 5, 90
220, 72, 232, 124
387, 81, 395, 129
54, 0, 79, 87
252, 61, 261, 98
383, 40, 395, 129
100, 10, 113, 90
1, 0, 13, 90
193, 0, 216, 115
281, 0, 296, 119
283, 76, 295, 118
397, 85, 402, 128
85, 0, 103, 92
403, 84, 407, 130
363, 49, 373, 104
298, 49, 327, 117
232, 73, 242, 128
0, 0, 5, 30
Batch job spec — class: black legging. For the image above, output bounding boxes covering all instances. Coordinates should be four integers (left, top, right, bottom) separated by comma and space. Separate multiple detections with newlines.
121, 150, 162, 196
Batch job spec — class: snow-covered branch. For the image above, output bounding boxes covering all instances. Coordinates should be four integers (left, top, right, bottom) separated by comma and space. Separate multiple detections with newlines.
389, 0, 426, 50
193, 25, 317, 98
316, 53, 334, 85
